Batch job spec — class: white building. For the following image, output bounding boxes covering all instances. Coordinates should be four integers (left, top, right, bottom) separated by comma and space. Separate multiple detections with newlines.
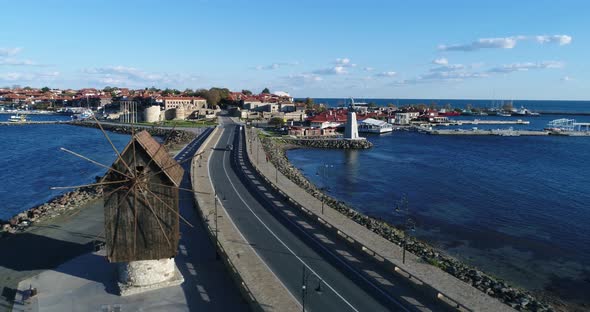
358, 118, 393, 133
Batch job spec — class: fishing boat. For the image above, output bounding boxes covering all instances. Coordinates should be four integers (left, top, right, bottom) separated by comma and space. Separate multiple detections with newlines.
9, 113, 27, 123
438, 109, 461, 116
513, 107, 540, 116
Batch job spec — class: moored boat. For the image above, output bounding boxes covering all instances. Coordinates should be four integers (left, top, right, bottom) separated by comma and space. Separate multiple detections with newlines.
9, 114, 27, 123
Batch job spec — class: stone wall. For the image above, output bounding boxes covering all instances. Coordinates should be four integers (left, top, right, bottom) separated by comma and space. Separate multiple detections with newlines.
258, 134, 553, 312
69, 121, 196, 147
1, 186, 101, 236
282, 137, 372, 149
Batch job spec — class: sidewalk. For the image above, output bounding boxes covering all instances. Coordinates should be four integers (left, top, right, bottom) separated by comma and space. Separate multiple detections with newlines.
245, 128, 514, 312
191, 126, 300, 312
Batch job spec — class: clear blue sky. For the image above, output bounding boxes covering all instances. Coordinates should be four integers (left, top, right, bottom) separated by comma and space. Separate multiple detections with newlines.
1, 0, 588, 100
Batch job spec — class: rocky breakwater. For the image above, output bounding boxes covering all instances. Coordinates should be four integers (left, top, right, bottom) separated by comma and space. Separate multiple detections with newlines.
283, 137, 372, 149
69, 121, 196, 147
0, 187, 101, 237
258, 134, 553, 312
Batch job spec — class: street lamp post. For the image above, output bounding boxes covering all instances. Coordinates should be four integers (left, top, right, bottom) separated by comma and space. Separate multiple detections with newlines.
214, 191, 219, 260
300, 265, 323, 312
317, 163, 333, 214
395, 194, 415, 264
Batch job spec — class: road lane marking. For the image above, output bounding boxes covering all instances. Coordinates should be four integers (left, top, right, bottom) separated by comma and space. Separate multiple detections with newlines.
221, 128, 360, 312
206, 123, 302, 308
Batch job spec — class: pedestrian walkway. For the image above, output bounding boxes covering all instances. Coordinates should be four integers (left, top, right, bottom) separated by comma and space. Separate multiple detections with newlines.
245, 128, 514, 312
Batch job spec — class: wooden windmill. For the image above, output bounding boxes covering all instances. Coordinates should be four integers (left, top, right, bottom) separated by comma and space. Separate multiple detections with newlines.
50, 117, 209, 295
102, 130, 184, 262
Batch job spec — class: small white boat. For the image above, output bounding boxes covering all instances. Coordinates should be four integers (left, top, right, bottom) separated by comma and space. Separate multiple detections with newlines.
9, 114, 27, 123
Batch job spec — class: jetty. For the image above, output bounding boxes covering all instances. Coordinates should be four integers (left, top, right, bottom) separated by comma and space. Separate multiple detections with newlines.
423, 128, 590, 136
0, 121, 70, 126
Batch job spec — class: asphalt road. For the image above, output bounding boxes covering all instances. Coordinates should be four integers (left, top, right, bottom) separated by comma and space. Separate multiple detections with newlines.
211, 119, 402, 312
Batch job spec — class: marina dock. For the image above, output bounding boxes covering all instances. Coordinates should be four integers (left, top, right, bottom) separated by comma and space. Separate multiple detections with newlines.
423, 128, 590, 136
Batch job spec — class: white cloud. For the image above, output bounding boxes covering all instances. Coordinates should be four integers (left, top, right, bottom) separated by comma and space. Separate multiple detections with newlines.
0, 47, 22, 56
363, 67, 374, 72
313, 66, 348, 75
84, 65, 199, 87
0, 71, 59, 82
430, 64, 465, 72
255, 61, 299, 70
535, 35, 572, 45
438, 34, 572, 51
488, 61, 564, 73
375, 71, 397, 77
0, 58, 37, 66
283, 74, 323, 86
439, 37, 519, 51
561, 76, 573, 81
432, 57, 449, 65
334, 58, 356, 68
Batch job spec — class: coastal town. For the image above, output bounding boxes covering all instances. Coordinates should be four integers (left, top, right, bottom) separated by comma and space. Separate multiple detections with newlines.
2, 86, 589, 137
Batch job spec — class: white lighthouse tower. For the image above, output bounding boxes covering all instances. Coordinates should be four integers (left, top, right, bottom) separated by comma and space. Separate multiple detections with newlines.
344, 100, 360, 140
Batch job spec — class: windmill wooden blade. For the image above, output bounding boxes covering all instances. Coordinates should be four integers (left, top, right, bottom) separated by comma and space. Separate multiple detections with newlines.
145, 151, 204, 182
60, 147, 132, 179
90, 115, 134, 176
149, 182, 211, 195
50, 179, 128, 190
143, 187, 194, 228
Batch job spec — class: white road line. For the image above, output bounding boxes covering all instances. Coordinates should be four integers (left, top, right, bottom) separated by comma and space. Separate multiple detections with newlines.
237, 126, 412, 312
222, 127, 360, 312
206, 124, 302, 308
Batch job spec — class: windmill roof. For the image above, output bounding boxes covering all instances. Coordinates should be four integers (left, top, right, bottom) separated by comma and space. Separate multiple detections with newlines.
134, 130, 184, 186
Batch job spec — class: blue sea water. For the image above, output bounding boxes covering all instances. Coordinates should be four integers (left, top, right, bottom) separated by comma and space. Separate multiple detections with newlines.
286, 109, 590, 302
0, 123, 129, 220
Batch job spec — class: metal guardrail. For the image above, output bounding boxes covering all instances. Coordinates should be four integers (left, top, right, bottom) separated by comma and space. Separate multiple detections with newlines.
244, 127, 474, 312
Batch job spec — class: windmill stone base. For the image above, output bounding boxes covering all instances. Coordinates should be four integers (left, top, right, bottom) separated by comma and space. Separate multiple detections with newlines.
117, 258, 184, 296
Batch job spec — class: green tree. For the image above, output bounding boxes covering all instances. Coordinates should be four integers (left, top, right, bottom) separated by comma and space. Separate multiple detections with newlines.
261, 87, 270, 94
103, 86, 113, 93
205, 89, 221, 107
367, 102, 378, 108
304, 97, 315, 109
268, 117, 285, 127
41, 86, 50, 92
242, 89, 252, 95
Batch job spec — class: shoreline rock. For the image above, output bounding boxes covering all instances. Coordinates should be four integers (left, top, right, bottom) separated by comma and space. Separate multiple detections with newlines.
68, 121, 197, 147
282, 137, 373, 149
258, 133, 555, 312
0, 186, 102, 236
